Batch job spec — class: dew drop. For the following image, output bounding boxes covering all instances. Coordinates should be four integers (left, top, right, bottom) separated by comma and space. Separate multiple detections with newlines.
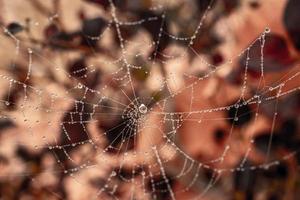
265, 27, 271, 33
138, 104, 147, 114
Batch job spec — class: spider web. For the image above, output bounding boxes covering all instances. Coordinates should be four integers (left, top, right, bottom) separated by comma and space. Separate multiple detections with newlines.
0, 0, 300, 199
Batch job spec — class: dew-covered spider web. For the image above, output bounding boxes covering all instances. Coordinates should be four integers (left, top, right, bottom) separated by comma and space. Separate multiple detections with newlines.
0, 0, 300, 199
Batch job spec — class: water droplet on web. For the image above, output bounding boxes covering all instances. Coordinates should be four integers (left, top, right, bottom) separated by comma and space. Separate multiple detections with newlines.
138, 104, 147, 114
77, 83, 83, 89
111, 171, 116, 176
265, 27, 271, 33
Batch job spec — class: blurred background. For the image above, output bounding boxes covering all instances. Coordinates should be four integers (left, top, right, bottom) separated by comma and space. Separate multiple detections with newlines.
0, 0, 300, 199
